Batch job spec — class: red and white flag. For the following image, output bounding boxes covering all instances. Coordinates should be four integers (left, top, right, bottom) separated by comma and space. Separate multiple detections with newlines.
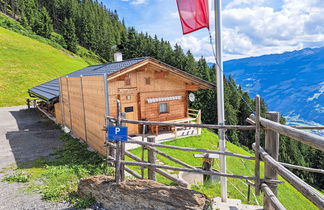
176, 0, 210, 35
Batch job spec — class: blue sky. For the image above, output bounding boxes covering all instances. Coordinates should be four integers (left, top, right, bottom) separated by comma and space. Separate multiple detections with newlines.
104, 0, 324, 61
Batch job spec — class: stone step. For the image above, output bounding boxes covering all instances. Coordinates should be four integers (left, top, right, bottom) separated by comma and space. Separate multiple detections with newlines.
212, 197, 263, 210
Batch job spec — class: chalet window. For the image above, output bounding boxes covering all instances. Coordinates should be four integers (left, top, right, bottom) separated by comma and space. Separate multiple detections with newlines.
126, 95, 131, 100
160, 103, 168, 113
145, 77, 151, 85
124, 106, 134, 113
125, 78, 131, 86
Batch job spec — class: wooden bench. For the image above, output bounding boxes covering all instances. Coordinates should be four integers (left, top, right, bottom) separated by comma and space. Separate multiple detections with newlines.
150, 117, 196, 136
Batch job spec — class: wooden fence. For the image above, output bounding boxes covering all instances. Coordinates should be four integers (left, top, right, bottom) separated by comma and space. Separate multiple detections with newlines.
105, 96, 324, 210
50, 75, 324, 209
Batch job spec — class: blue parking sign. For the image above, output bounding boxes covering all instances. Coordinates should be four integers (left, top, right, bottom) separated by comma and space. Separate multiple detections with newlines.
107, 126, 128, 141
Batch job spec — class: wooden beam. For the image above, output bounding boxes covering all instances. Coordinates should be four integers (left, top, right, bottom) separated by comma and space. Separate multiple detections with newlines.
125, 166, 142, 179
147, 146, 195, 169
147, 136, 156, 181
253, 144, 324, 208
106, 116, 256, 130
185, 84, 200, 91
261, 183, 286, 210
255, 95, 261, 195
279, 162, 324, 174
264, 112, 280, 210
122, 161, 255, 180
127, 139, 255, 160
114, 143, 188, 187
250, 114, 324, 152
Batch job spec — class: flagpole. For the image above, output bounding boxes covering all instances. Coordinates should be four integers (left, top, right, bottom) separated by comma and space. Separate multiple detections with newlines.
214, 0, 227, 202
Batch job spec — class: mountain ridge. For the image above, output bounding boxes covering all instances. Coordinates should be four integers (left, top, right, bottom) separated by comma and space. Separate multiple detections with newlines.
220, 47, 324, 126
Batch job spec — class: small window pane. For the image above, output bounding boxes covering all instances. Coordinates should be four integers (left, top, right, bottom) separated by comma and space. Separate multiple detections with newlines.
125, 106, 134, 113
145, 77, 151, 85
160, 103, 168, 113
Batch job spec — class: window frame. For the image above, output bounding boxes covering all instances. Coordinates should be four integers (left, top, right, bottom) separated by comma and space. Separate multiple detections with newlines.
159, 103, 169, 114
145, 77, 151, 85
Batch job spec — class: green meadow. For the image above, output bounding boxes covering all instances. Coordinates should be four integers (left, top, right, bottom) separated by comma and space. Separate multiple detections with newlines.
0, 25, 91, 106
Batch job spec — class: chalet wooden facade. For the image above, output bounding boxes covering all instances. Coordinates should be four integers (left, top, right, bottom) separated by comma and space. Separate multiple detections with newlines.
29, 57, 213, 154
104, 59, 213, 134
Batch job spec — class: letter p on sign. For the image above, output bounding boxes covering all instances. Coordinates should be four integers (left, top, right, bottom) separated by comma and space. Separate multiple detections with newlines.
115, 127, 121, 135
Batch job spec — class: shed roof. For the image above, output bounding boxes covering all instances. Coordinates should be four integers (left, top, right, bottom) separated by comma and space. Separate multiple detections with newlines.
28, 57, 214, 102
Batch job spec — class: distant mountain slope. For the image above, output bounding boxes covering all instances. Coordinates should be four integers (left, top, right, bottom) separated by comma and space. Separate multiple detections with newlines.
224, 47, 324, 125
0, 26, 89, 107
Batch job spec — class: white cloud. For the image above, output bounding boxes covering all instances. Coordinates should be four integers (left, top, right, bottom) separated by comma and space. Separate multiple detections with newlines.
225, 0, 265, 9
174, 35, 211, 56
131, 0, 147, 5
174, 0, 324, 61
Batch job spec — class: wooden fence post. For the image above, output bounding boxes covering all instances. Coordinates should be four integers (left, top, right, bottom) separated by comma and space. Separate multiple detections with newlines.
120, 112, 126, 182
147, 136, 156, 181
26, 99, 30, 109
255, 95, 261, 195
264, 112, 280, 210
141, 124, 146, 179
115, 100, 121, 184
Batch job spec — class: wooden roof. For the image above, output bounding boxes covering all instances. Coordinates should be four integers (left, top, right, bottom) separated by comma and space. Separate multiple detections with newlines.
28, 57, 214, 102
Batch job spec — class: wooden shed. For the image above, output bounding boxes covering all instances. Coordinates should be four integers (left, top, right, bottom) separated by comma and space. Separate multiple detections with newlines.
28, 57, 214, 154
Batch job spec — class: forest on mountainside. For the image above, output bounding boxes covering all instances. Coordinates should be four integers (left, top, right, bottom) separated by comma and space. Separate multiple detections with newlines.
0, 0, 323, 190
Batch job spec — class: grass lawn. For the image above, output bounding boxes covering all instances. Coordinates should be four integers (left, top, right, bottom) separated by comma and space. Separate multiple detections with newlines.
0, 26, 91, 107
127, 129, 317, 210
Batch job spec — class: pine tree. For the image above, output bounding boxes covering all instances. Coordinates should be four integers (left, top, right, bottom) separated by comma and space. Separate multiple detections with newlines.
63, 18, 78, 53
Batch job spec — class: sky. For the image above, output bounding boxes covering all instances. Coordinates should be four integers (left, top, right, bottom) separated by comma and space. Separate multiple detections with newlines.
105, 0, 324, 61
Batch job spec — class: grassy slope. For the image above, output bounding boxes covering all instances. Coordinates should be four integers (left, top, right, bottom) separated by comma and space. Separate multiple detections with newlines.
128, 129, 316, 209
0, 26, 90, 106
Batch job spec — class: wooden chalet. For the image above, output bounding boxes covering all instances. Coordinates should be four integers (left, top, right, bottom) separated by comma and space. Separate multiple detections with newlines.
28, 57, 214, 154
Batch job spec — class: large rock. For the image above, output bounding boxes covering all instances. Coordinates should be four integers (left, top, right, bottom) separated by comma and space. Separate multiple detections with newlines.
78, 176, 211, 210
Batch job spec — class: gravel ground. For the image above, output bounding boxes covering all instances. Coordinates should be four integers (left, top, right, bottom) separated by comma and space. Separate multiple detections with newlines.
0, 106, 76, 210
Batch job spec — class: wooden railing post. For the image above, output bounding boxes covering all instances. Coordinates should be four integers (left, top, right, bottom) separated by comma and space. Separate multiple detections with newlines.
255, 95, 261, 195
120, 112, 126, 182
115, 100, 121, 184
26, 99, 30, 109
264, 112, 280, 210
141, 124, 146, 179
147, 136, 156, 181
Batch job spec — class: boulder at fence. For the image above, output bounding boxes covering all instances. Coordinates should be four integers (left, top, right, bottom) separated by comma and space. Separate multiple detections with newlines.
78, 175, 211, 210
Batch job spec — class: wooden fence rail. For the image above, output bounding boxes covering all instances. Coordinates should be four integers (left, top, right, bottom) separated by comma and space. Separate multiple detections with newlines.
261, 183, 286, 210
250, 114, 324, 152
106, 141, 188, 187
279, 162, 324, 174
126, 139, 255, 160
106, 116, 256, 130
121, 161, 256, 180
253, 143, 324, 208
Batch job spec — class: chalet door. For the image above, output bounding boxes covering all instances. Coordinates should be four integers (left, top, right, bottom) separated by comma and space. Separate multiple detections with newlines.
119, 90, 138, 135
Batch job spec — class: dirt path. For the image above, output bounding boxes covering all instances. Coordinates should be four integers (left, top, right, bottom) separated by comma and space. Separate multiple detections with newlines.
0, 106, 74, 210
